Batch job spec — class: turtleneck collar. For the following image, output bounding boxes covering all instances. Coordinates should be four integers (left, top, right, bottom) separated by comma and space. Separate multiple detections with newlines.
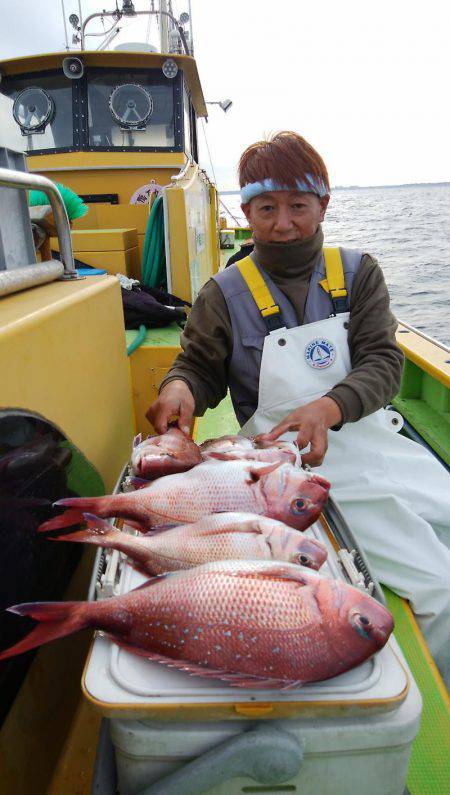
253, 226, 324, 279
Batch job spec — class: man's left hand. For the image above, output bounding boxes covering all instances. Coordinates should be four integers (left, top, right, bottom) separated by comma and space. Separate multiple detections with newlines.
255, 397, 342, 467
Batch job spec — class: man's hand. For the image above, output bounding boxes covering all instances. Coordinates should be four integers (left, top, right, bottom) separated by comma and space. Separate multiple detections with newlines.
255, 397, 342, 467
146, 379, 195, 435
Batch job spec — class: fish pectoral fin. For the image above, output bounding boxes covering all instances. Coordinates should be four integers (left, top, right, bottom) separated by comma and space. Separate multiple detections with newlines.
107, 641, 301, 689
196, 520, 264, 537
227, 563, 312, 587
246, 461, 283, 483
206, 451, 236, 461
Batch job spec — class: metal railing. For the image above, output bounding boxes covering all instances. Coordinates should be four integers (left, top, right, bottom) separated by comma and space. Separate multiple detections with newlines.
0, 167, 77, 286
397, 318, 450, 353
81, 9, 189, 53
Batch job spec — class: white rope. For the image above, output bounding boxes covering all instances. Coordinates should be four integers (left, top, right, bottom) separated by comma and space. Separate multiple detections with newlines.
200, 117, 217, 184
200, 118, 244, 227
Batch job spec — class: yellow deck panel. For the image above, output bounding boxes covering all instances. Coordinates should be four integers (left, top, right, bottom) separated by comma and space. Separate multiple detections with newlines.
35, 166, 176, 208
52, 229, 138, 252
396, 322, 450, 388
73, 204, 150, 235
128, 340, 181, 436
0, 276, 134, 491
70, 248, 139, 278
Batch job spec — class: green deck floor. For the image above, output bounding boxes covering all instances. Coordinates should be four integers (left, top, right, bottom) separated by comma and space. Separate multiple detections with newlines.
384, 590, 450, 794
196, 396, 450, 795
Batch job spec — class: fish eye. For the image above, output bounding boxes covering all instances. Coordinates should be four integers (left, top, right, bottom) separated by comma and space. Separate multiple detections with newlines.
291, 497, 307, 515
295, 552, 313, 567
350, 611, 373, 638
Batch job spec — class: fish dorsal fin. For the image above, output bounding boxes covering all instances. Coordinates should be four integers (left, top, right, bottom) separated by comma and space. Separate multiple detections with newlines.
129, 571, 173, 592
133, 433, 142, 448
246, 460, 283, 483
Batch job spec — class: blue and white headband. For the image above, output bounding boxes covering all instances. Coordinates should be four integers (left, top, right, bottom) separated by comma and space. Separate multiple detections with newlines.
240, 176, 329, 204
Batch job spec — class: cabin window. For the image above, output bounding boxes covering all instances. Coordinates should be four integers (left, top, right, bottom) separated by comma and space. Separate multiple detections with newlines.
1, 74, 73, 152
87, 71, 176, 149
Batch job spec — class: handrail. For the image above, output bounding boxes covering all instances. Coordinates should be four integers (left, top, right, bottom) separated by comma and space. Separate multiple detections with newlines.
81, 9, 189, 53
170, 157, 193, 183
0, 167, 76, 276
397, 318, 450, 353
169, 160, 198, 191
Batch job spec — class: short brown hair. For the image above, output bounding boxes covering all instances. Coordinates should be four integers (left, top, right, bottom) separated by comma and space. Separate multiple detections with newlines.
238, 131, 330, 194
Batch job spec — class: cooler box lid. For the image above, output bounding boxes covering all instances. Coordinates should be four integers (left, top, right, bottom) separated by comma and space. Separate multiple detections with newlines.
82, 521, 410, 720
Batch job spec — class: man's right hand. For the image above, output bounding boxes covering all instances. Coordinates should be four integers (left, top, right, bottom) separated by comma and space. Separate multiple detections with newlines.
145, 379, 195, 435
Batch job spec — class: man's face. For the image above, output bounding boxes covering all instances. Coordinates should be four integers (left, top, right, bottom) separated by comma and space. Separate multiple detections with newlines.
241, 190, 329, 244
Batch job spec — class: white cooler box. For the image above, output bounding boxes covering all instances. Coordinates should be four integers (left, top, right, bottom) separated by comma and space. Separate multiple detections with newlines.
83, 520, 422, 794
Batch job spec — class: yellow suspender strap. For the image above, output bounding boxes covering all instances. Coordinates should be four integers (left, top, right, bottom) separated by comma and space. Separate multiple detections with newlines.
319, 247, 348, 302
236, 256, 281, 319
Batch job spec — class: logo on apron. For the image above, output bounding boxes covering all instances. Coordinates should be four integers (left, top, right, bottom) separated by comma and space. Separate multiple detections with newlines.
305, 338, 336, 369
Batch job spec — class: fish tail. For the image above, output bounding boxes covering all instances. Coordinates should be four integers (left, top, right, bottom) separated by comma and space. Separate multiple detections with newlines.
37, 497, 119, 533
52, 492, 150, 528
37, 508, 86, 533
0, 601, 90, 661
49, 514, 119, 546
53, 495, 116, 516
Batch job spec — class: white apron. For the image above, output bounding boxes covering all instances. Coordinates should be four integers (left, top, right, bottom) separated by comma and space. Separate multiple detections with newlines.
240, 312, 450, 684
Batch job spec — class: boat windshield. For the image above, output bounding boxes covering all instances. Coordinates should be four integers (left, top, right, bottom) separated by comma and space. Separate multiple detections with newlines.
87, 71, 175, 149
1, 74, 73, 152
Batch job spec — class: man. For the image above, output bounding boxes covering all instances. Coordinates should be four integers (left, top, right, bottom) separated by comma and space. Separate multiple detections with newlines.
147, 131, 450, 684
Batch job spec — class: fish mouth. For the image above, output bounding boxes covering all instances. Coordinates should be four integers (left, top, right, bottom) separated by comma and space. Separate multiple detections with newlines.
310, 474, 331, 490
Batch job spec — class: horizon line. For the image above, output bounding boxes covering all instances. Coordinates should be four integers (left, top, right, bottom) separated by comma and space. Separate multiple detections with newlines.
220, 180, 450, 194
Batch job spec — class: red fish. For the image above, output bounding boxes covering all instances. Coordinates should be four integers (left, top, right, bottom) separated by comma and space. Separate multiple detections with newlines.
38, 460, 330, 534
0, 561, 393, 687
131, 428, 202, 480
50, 511, 328, 572
200, 435, 297, 465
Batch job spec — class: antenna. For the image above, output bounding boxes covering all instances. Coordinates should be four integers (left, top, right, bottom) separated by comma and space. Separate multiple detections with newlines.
60, 0, 70, 51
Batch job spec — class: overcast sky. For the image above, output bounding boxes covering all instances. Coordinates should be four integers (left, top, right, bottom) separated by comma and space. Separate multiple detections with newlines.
0, 0, 449, 189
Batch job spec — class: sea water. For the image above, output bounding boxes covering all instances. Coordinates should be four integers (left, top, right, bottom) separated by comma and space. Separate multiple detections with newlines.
219, 185, 450, 346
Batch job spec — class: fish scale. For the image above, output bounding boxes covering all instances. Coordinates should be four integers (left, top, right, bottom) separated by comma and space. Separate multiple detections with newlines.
0, 560, 394, 685
141, 574, 323, 678
46, 460, 331, 533
53, 512, 327, 574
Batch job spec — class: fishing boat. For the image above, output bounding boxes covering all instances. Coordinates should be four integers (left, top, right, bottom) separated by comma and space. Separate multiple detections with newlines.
0, 3, 448, 792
